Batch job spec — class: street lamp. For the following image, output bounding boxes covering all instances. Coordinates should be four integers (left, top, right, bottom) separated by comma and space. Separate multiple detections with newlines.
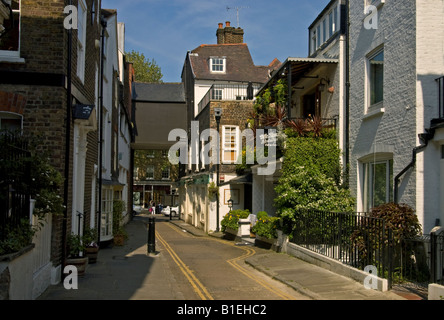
215, 108, 222, 232
228, 198, 234, 212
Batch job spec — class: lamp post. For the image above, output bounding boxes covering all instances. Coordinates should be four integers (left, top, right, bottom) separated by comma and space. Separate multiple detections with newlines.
228, 198, 233, 212
214, 108, 222, 232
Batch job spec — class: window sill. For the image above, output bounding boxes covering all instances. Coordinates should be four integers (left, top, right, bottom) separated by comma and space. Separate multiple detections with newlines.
0, 56, 26, 64
363, 106, 385, 120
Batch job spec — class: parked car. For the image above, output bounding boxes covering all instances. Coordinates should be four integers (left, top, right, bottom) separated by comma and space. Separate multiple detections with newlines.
162, 206, 178, 217
133, 205, 142, 215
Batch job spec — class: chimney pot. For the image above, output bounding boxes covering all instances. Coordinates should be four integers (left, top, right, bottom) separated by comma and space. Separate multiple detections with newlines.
218, 23, 223, 29
226, 21, 231, 27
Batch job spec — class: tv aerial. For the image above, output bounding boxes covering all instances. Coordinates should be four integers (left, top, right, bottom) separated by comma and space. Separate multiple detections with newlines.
226, 6, 249, 28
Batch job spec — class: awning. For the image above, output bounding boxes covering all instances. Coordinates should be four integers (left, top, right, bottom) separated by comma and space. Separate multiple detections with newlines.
220, 173, 252, 186
258, 57, 338, 95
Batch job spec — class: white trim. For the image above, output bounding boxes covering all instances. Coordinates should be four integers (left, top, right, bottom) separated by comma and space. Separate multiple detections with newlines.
210, 57, 226, 73
365, 46, 384, 113
222, 125, 239, 164
76, 0, 87, 83
0, 0, 21, 58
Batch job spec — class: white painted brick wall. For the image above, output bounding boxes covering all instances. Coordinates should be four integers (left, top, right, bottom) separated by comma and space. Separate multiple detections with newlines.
349, 0, 444, 232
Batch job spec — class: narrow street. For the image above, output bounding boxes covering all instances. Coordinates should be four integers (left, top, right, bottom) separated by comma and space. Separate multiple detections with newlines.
38, 214, 307, 300
152, 215, 305, 301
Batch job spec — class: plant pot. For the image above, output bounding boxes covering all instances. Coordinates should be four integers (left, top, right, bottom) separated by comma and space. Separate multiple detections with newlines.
66, 257, 88, 276
113, 234, 125, 246
85, 246, 99, 264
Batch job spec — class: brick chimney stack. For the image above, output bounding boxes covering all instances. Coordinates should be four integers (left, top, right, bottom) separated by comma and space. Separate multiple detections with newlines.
216, 21, 244, 44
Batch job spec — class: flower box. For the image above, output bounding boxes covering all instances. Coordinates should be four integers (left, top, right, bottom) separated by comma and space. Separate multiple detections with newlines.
223, 219, 251, 241
255, 235, 279, 251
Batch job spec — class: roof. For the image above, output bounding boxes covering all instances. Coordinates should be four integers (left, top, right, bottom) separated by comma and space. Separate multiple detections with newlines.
132, 82, 185, 103
258, 57, 338, 95
189, 43, 279, 83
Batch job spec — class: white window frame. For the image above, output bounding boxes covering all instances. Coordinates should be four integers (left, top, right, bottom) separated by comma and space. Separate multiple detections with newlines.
146, 165, 154, 180
222, 125, 239, 164
366, 47, 384, 110
101, 187, 113, 240
0, 0, 25, 63
77, 0, 87, 83
161, 167, 170, 180
363, 159, 393, 211
310, 4, 340, 54
210, 57, 226, 73
211, 88, 223, 100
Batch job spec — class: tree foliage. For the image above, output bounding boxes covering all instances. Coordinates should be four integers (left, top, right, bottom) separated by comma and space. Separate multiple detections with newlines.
125, 50, 163, 83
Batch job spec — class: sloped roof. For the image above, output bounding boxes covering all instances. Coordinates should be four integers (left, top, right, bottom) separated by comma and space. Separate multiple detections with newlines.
132, 82, 185, 103
189, 43, 279, 83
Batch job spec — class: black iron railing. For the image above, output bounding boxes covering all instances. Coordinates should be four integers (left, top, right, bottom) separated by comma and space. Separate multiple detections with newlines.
0, 132, 31, 242
289, 209, 393, 287
288, 209, 444, 289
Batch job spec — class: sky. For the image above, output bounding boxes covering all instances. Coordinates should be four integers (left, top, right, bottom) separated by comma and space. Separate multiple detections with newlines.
101, 0, 331, 83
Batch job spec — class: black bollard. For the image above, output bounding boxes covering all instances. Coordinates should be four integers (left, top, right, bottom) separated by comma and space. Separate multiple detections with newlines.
147, 216, 155, 254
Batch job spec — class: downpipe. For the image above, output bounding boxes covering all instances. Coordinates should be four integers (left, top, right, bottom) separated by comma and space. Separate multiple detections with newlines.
394, 130, 434, 204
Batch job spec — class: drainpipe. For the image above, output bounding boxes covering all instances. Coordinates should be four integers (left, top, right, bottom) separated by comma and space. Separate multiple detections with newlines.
97, 16, 107, 243
345, 0, 350, 187
394, 130, 434, 203
62, 0, 73, 268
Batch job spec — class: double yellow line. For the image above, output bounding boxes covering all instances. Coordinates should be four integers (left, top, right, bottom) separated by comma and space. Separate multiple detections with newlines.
160, 222, 296, 300
156, 231, 214, 300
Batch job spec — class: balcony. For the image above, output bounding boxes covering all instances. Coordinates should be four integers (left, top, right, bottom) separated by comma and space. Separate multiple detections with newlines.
197, 83, 262, 115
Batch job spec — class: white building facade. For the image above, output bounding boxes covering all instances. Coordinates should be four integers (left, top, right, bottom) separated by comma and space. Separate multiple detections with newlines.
348, 0, 444, 233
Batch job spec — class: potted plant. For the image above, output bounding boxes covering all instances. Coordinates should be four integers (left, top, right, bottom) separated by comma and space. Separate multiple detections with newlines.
208, 182, 219, 200
66, 233, 88, 276
113, 200, 128, 246
83, 228, 99, 264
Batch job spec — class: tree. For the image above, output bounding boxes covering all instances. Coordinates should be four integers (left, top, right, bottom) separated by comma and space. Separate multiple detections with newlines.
125, 50, 163, 83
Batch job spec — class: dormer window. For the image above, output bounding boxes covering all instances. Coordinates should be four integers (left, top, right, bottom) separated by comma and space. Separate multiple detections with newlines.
210, 57, 226, 73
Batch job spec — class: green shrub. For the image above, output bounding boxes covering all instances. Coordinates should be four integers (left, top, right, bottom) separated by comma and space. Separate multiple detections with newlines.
274, 136, 355, 234
252, 212, 279, 239
221, 209, 250, 232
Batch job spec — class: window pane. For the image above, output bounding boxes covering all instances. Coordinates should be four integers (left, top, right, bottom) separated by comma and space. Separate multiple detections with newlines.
366, 160, 393, 211
370, 50, 384, 105
1, 12, 20, 51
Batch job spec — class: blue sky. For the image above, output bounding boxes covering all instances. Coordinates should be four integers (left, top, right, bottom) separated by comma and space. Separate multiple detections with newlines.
101, 0, 331, 83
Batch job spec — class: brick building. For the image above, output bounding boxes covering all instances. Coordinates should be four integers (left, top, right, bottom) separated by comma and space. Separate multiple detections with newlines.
179, 22, 280, 233
0, 0, 133, 298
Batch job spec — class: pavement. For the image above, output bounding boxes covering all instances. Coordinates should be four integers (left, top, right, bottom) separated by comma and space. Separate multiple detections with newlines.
170, 218, 420, 301
38, 214, 425, 301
